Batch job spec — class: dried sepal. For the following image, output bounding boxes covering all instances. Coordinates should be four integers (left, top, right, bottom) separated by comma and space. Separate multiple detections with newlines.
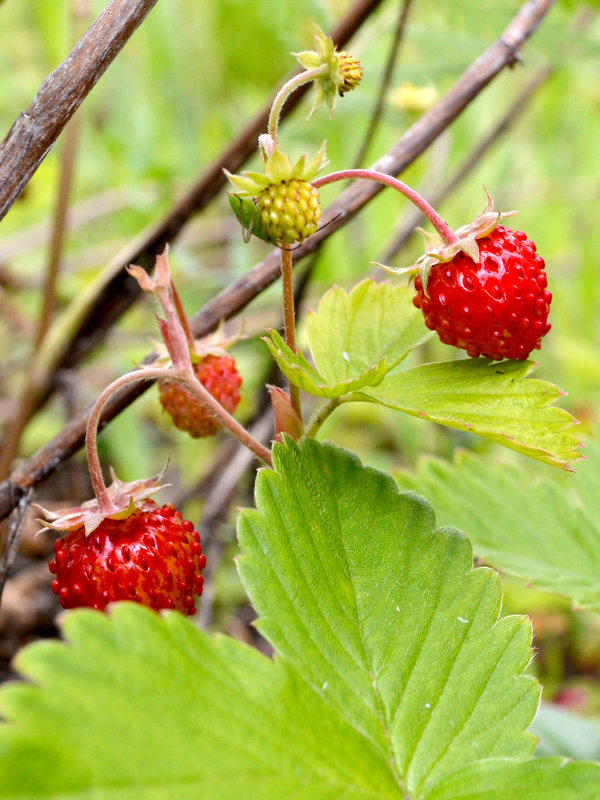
36, 469, 170, 536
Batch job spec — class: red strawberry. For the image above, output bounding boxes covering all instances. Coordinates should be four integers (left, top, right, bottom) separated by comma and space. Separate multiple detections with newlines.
48, 501, 205, 614
413, 225, 551, 361
159, 354, 242, 438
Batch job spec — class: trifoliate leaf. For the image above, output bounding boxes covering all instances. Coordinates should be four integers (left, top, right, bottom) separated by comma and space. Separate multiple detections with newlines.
394, 445, 600, 611
359, 358, 581, 470
265, 279, 431, 398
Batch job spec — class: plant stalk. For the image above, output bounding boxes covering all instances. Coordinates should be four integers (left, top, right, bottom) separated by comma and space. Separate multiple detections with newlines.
312, 169, 458, 245
268, 65, 329, 142
280, 245, 303, 423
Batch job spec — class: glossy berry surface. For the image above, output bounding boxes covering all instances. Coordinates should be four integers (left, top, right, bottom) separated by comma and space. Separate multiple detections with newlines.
49, 501, 206, 614
256, 179, 321, 245
159, 354, 242, 438
413, 226, 552, 361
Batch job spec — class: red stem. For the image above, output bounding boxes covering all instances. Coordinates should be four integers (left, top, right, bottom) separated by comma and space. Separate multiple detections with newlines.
312, 169, 458, 244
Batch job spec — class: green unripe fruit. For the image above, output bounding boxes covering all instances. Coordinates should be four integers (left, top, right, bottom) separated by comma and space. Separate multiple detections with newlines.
256, 179, 321, 245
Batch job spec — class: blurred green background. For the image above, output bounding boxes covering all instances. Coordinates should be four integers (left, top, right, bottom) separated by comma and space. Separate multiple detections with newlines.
0, 0, 599, 754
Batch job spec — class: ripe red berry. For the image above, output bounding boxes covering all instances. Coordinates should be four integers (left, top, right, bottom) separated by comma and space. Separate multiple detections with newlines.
48, 501, 206, 615
413, 225, 552, 361
159, 354, 242, 438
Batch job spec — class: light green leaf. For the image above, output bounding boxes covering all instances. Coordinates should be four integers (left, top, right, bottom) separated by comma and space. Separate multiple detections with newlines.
306, 280, 432, 380
394, 447, 600, 611
266, 279, 432, 398
531, 704, 600, 761
427, 758, 600, 799
238, 438, 541, 797
359, 358, 581, 470
0, 603, 399, 800
264, 328, 388, 398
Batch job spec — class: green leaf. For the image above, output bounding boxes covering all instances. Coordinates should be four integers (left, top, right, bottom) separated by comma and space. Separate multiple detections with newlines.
265, 279, 432, 398
427, 757, 600, 799
0, 604, 399, 800
359, 358, 581, 470
2, 440, 598, 799
394, 447, 600, 611
238, 438, 541, 796
264, 328, 388, 398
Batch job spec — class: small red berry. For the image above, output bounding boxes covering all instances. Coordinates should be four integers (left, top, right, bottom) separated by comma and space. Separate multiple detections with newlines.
48, 501, 205, 615
159, 354, 242, 438
413, 226, 552, 361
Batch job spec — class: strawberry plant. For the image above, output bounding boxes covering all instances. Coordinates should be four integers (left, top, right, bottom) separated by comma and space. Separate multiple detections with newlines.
0, 4, 600, 799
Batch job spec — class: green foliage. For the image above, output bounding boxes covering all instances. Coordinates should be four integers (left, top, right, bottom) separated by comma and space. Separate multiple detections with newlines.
361, 358, 581, 470
2, 439, 598, 797
394, 442, 600, 611
265, 279, 431, 398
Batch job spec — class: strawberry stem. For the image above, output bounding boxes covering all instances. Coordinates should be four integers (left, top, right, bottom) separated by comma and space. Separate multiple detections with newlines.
86, 368, 273, 510
268, 65, 329, 142
280, 245, 303, 424
312, 169, 458, 245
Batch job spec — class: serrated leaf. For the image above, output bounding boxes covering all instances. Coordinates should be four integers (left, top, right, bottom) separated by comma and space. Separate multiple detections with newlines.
265, 328, 388, 398
2, 440, 598, 798
359, 358, 581, 469
0, 603, 399, 800
238, 438, 542, 796
307, 280, 432, 381
427, 757, 600, 799
266, 280, 432, 398
394, 447, 600, 611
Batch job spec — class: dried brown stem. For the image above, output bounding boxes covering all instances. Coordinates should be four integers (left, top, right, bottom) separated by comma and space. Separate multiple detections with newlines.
0, 0, 556, 523
0, 0, 160, 222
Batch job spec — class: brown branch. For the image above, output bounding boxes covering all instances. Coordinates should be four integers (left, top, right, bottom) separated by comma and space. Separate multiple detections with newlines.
0, 0, 556, 522
0, 0, 160, 222
380, 64, 553, 264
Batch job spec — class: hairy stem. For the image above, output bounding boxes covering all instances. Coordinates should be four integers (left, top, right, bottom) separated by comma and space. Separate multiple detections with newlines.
268, 65, 329, 142
306, 397, 342, 438
86, 368, 272, 513
312, 169, 458, 244
280, 245, 303, 423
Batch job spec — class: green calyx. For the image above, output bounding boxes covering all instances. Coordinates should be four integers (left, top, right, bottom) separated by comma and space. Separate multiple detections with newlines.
225, 141, 328, 244
293, 25, 362, 117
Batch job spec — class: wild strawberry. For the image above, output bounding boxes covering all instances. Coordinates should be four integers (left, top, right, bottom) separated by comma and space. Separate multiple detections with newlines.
336, 51, 363, 95
48, 500, 205, 614
413, 225, 551, 361
225, 142, 327, 246
159, 353, 242, 438
255, 179, 321, 245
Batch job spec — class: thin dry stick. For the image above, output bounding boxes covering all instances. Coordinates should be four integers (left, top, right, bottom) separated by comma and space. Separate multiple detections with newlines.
353, 0, 415, 168
0, 0, 160, 222
0, 2, 92, 480
0, 0, 556, 523
1, 0, 386, 437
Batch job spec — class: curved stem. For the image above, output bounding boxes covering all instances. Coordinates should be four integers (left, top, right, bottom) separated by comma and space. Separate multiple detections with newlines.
312, 169, 458, 245
280, 246, 303, 423
86, 367, 273, 514
306, 396, 342, 439
268, 65, 329, 142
